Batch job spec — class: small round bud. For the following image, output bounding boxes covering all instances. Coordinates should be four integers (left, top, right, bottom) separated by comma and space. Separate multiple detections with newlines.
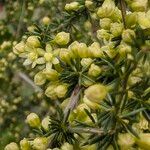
45, 84, 57, 100
43, 69, 58, 81
85, 1, 94, 10
61, 143, 73, 150
97, 0, 116, 18
59, 48, 71, 63
65, 2, 80, 11
5, 142, 19, 150
99, 18, 112, 30
88, 64, 102, 77
34, 71, 46, 85
42, 16, 51, 25
135, 133, 150, 149
130, 0, 148, 12
81, 58, 93, 68
77, 43, 89, 58
118, 44, 132, 58
54, 32, 70, 45
122, 29, 136, 44
88, 42, 103, 58
69, 41, 80, 58
20, 138, 31, 150
13, 42, 25, 54
41, 116, 50, 131
26, 36, 40, 48
137, 12, 150, 29
26, 113, 40, 128
97, 29, 111, 40
85, 84, 108, 103
126, 12, 137, 28
118, 133, 135, 149
32, 137, 48, 150
83, 96, 100, 110
55, 84, 68, 98
110, 23, 123, 37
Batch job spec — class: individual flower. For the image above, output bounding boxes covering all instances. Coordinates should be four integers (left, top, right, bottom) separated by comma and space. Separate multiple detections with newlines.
88, 64, 102, 77
65, 2, 80, 11
54, 32, 70, 45
26, 36, 41, 48
20, 138, 31, 150
118, 133, 135, 150
85, 84, 108, 103
4, 142, 19, 150
26, 113, 41, 128
41, 116, 50, 131
32, 137, 48, 150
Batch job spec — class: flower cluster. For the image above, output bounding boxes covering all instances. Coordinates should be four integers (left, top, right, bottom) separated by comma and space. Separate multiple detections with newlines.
5, 0, 150, 149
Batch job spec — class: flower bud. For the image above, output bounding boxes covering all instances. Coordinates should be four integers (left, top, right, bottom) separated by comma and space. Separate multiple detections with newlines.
85, 1, 94, 10
65, 2, 80, 11
85, 84, 108, 103
61, 142, 73, 150
122, 29, 136, 44
43, 69, 58, 81
45, 84, 57, 100
20, 138, 31, 150
88, 64, 102, 77
97, 29, 111, 40
59, 48, 71, 63
34, 71, 46, 85
118, 44, 132, 58
126, 12, 137, 28
81, 58, 93, 68
26, 113, 40, 128
135, 133, 150, 150
88, 42, 103, 58
83, 96, 100, 110
5, 142, 19, 150
97, 0, 116, 18
54, 32, 70, 45
69, 41, 80, 58
82, 77, 94, 87
110, 23, 123, 37
77, 43, 89, 58
41, 116, 50, 131
26, 36, 40, 48
99, 18, 112, 30
130, 0, 148, 12
42, 16, 51, 25
137, 12, 150, 29
13, 41, 25, 54
55, 84, 68, 98
118, 133, 135, 150
32, 137, 48, 150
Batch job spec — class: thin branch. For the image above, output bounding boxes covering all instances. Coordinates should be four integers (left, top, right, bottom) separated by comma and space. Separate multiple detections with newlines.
69, 127, 104, 135
119, 0, 126, 28
17, 72, 43, 92
64, 85, 81, 121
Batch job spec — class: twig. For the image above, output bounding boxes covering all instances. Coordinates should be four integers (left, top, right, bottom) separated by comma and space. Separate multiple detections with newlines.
119, 0, 126, 28
17, 72, 43, 92
69, 127, 104, 135
64, 85, 81, 121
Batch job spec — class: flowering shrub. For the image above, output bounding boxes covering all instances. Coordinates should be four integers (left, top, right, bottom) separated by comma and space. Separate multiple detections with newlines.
3, 0, 150, 150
